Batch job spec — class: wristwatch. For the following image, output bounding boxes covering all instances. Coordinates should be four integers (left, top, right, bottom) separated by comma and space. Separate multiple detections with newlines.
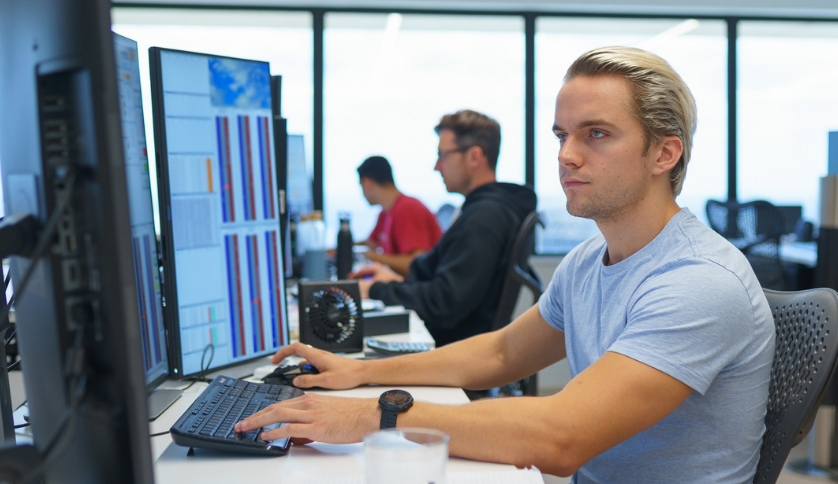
378, 389, 414, 429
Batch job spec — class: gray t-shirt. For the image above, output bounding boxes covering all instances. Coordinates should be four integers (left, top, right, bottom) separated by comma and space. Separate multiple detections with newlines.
538, 208, 775, 484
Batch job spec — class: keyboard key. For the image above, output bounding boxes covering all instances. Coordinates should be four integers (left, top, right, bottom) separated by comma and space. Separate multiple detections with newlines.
170, 375, 303, 456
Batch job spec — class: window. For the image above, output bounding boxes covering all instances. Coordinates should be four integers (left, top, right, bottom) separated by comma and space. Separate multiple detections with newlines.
323, 13, 525, 242
738, 21, 838, 225
535, 17, 728, 253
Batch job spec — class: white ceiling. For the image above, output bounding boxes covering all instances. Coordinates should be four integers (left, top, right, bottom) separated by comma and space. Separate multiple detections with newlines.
113, 0, 838, 19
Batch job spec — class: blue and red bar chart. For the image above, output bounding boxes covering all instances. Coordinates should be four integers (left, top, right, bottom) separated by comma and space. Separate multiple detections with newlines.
215, 114, 276, 223
224, 231, 284, 358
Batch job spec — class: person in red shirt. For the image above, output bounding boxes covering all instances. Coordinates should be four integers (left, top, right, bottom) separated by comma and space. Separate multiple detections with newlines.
358, 156, 443, 276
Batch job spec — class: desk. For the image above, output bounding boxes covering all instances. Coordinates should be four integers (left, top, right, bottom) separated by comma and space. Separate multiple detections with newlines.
150, 384, 538, 482
780, 241, 817, 268
148, 311, 543, 482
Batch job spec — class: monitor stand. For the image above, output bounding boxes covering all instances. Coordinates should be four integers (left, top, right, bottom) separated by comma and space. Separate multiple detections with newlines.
147, 389, 182, 421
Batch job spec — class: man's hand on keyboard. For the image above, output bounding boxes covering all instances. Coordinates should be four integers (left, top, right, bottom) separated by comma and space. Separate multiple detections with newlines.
233, 393, 380, 444
270, 342, 365, 390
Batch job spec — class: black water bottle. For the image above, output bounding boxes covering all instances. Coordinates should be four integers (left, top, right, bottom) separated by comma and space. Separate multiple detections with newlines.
336, 213, 353, 280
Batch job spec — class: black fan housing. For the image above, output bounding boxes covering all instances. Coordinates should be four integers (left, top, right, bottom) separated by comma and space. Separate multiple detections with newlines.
298, 281, 364, 352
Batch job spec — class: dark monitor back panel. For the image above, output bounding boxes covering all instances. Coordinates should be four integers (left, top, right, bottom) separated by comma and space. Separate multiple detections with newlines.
286, 134, 313, 219
0, 0, 153, 481
149, 47, 290, 379
113, 33, 170, 392
776, 205, 803, 236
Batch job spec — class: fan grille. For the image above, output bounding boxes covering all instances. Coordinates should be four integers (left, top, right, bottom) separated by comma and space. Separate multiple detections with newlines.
304, 286, 359, 344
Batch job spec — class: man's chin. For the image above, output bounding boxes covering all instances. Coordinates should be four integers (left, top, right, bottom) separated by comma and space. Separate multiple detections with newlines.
566, 204, 594, 220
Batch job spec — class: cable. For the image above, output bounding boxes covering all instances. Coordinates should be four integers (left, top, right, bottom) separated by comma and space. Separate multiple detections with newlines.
149, 430, 170, 438
179, 379, 198, 392
17, 325, 87, 483
6, 360, 19, 372
196, 343, 215, 383
0, 173, 78, 333
1, 175, 86, 482
179, 344, 216, 387
4, 328, 14, 348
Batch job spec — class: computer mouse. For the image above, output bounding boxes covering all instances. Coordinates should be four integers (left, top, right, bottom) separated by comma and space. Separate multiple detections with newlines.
262, 363, 320, 386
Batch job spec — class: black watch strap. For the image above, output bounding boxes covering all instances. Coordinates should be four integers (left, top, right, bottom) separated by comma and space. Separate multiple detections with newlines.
380, 409, 398, 429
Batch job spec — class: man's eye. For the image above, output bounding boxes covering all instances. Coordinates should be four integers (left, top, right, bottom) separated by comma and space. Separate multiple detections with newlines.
555, 133, 567, 143
591, 129, 605, 138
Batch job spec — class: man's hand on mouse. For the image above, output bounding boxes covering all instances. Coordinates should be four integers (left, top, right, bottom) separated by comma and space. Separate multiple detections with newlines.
270, 342, 366, 390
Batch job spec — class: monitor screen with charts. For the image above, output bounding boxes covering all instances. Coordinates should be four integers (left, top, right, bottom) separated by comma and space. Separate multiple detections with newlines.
149, 47, 290, 379
114, 33, 169, 390
114, 33, 182, 418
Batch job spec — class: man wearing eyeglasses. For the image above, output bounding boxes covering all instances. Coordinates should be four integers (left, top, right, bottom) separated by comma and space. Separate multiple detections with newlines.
240, 47, 774, 483
350, 109, 537, 347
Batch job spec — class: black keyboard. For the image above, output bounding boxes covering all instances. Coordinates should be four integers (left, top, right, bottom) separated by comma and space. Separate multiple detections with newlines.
170, 375, 304, 456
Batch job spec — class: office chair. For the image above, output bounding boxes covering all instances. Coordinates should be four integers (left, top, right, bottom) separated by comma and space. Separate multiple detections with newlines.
753, 287, 838, 484
706, 199, 786, 290
435, 203, 457, 232
491, 210, 545, 397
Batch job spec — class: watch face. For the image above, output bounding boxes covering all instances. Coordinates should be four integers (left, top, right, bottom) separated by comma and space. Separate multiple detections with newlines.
383, 392, 410, 405
380, 390, 413, 410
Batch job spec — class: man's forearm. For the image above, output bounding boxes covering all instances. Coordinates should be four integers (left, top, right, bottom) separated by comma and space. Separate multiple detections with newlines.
399, 395, 574, 476
357, 306, 561, 391
357, 330, 513, 390
367, 251, 417, 277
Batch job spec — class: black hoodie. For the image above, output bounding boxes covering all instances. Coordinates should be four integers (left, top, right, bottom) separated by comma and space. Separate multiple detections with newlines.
368, 182, 537, 346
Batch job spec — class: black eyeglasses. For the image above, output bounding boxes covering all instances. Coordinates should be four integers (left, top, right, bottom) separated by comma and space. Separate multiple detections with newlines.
436, 146, 471, 161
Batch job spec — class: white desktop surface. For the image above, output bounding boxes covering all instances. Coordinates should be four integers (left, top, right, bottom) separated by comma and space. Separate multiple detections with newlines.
150, 384, 530, 482
149, 310, 539, 482
780, 240, 817, 268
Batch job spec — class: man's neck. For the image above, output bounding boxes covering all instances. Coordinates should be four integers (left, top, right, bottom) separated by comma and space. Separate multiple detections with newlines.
379, 186, 402, 211
597, 197, 681, 266
461, 173, 497, 197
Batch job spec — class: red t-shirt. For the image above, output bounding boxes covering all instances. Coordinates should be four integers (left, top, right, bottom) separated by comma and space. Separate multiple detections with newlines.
368, 194, 443, 255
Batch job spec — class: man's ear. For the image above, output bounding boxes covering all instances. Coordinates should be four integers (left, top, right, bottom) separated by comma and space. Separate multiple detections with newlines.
466, 145, 489, 171
652, 135, 683, 175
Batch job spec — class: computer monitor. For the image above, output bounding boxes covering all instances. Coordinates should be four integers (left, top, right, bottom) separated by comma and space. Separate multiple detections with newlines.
776, 205, 803, 236
114, 33, 180, 420
286, 134, 313, 219
0, 0, 153, 481
149, 47, 290, 380
286, 134, 313, 277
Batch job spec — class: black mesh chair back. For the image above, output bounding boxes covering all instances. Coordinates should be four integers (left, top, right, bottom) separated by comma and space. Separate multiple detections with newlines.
487, 211, 544, 396
753, 288, 838, 484
435, 203, 457, 232
706, 199, 786, 290
490, 211, 544, 333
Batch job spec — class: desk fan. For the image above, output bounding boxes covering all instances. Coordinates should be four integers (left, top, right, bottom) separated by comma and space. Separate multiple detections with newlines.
298, 280, 364, 352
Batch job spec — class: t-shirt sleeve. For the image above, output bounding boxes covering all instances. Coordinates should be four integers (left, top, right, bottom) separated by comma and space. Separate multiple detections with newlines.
538, 257, 569, 332
609, 261, 757, 395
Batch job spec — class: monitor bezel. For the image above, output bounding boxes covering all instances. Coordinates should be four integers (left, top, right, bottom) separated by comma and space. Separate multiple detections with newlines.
149, 46, 289, 380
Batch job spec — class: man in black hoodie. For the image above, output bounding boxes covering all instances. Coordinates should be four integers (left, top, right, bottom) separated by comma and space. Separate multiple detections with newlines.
351, 109, 537, 347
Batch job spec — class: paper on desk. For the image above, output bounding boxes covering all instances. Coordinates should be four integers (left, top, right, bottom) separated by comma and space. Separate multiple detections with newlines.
282, 467, 544, 484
